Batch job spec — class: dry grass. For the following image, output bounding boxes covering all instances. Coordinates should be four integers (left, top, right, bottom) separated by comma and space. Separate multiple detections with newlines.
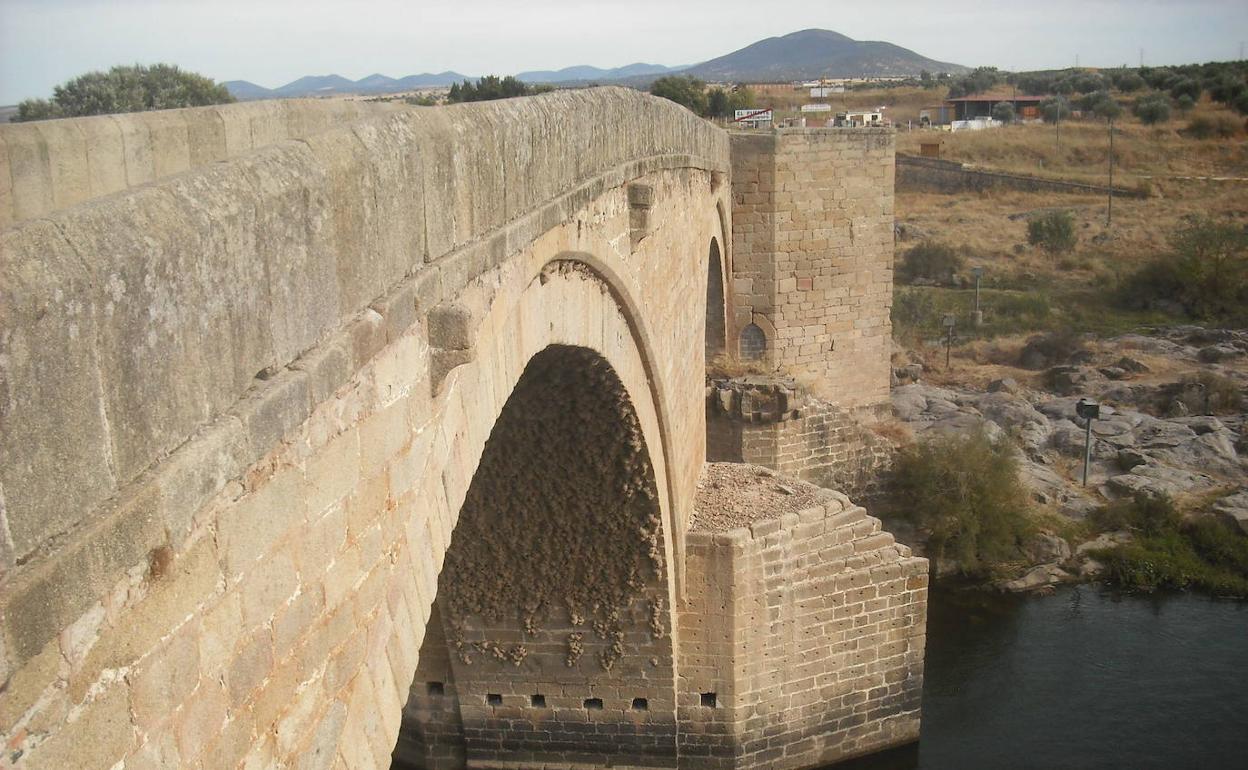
896, 97, 1248, 181
869, 418, 915, 447
706, 354, 770, 379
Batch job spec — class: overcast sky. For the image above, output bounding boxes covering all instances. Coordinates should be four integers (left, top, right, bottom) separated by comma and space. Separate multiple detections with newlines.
1, 0, 1245, 104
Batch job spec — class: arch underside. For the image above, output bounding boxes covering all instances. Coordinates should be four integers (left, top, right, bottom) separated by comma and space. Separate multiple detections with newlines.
391, 255, 686, 768
398, 344, 676, 768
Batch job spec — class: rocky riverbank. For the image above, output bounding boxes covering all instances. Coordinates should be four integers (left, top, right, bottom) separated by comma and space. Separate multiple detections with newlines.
883, 326, 1248, 592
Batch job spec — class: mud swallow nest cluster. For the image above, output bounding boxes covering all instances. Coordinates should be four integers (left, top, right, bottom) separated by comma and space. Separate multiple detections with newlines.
439, 346, 666, 671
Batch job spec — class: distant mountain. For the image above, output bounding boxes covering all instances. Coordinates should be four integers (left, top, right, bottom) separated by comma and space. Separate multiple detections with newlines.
515, 62, 681, 84
225, 71, 472, 100
394, 72, 472, 89
683, 29, 967, 82
222, 28, 966, 102
222, 80, 275, 100
272, 74, 360, 97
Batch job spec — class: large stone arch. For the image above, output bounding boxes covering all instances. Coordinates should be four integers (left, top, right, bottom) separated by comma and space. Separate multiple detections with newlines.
389, 256, 683, 768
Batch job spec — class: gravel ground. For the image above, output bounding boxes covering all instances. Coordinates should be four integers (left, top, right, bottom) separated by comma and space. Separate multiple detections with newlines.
692, 462, 828, 532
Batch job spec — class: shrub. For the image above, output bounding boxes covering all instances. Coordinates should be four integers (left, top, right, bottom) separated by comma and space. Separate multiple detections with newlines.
1133, 92, 1172, 125
1176, 371, 1245, 415
991, 101, 1015, 123
1113, 72, 1146, 93
13, 63, 233, 121
650, 75, 708, 116
1090, 495, 1248, 597
1118, 218, 1248, 322
890, 286, 938, 342
1040, 96, 1071, 124
900, 241, 963, 284
1174, 94, 1196, 113
891, 431, 1034, 576
1184, 114, 1239, 139
1027, 210, 1077, 255
1168, 77, 1202, 102
1079, 90, 1122, 120
1091, 493, 1181, 537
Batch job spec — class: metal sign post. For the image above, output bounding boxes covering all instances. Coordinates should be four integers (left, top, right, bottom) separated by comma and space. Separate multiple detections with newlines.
1076, 398, 1101, 486
942, 314, 956, 369
971, 266, 985, 326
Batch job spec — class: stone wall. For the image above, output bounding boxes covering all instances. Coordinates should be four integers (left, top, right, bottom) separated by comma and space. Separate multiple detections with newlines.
895, 154, 1146, 198
706, 377, 893, 499
678, 495, 928, 768
0, 99, 408, 228
729, 130, 894, 413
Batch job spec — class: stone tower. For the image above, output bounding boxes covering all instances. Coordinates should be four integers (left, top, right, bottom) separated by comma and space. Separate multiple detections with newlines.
729, 128, 895, 415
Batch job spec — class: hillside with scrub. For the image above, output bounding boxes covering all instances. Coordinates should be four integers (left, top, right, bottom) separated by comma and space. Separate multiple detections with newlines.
871, 63, 1248, 597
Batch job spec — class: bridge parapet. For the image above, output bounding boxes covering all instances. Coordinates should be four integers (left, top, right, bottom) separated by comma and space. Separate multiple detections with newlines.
0, 98, 410, 227
0, 88, 727, 577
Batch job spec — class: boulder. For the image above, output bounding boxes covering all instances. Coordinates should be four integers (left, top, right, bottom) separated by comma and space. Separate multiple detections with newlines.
1150, 432, 1246, 478
891, 384, 929, 421
1211, 490, 1248, 535
1197, 344, 1242, 363
1169, 416, 1228, 435
1075, 531, 1134, 557
1000, 563, 1074, 592
1105, 463, 1218, 499
1025, 532, 1072, 564
987, 377, 1021, 394
1099, 366, 1129, 380
1135, 418, 1198, 449
1047, 366, 1104, 396
1017, 460, 1100, 517
1079, 558, 1106, 578
1115, 356, 1150, 374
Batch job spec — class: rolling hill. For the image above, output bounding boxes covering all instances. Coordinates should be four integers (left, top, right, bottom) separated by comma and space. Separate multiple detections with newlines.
515, 63, 682, 84
224, 71, 472, 100
222, 28, 966, 101
683, 29, 967, 82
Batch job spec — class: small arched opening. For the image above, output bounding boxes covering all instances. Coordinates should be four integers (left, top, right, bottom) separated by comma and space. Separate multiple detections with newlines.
739, 323, 767, 361
705, 239, 727, 362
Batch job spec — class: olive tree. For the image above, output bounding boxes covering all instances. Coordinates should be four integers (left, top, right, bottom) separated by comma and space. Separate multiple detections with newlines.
13, 64, 234, 121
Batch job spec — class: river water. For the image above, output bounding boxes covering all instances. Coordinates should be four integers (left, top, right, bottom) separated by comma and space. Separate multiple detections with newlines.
833, 585, 1248, 770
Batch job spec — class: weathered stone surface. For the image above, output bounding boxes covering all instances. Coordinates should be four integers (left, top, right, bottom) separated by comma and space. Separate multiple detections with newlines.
1212, 489, 1248, 535
1024, 532, 1072, 564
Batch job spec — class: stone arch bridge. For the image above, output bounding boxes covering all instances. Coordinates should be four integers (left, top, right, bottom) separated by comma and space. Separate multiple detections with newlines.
0, 89, 926, 770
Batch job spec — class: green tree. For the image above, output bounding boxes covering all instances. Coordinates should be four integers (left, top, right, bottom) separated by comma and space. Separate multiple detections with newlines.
1040, 96, 1071, 123
706, 87, 730, 118
947, 66, 1003, 98
900, 241, 963, 284
890, 431, 1033, 575
649, 75, 708, 116
1081, 90, 1123, 120
13, 63, 233, 121
1118, 219, 1248, 322
1168, 76, 1202, 102
990, 101, 1016, 123
446, 75, 548, 103
1112, 71, 1146, 92
1027, 210, 1077, 255
727, 85, 756, 115
1133, 92, 1172, 125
